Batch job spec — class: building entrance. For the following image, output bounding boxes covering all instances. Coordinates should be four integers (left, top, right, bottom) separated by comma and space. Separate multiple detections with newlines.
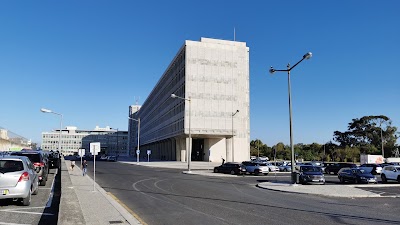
192, 139, 204, 161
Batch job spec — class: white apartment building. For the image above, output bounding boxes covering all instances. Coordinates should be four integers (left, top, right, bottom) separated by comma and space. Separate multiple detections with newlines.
41, 126, 128, 156
129, 37, 250, 163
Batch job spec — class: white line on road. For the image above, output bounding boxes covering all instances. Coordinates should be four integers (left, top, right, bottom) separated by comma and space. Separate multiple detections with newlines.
0, 222, 31, 225
0, 210, 53, 216
46, 168, 57, 208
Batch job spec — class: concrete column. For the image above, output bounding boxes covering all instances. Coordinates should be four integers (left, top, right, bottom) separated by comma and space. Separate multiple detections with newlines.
226, 138, 232, 162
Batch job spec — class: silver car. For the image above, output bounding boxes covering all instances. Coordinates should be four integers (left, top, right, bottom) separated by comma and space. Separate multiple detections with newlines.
0, 156, 39, 206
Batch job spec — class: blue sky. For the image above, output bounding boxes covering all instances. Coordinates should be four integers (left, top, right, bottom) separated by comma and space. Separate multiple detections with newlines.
1, 1, 399, 146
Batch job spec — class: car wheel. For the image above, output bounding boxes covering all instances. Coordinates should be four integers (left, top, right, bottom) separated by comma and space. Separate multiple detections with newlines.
397, 176, 400, 183
354, 179, 359, 184
21, 190, 31, 206
284, 168, 288, 172
325, 169, 330, 174
269, 168, 272, 172
214, 168, 218, 173
40, 179, 47, 186
381, 174, 387, 183
254, 170, 260, 176
230, 170, 235, 175
339, 177, 345, 184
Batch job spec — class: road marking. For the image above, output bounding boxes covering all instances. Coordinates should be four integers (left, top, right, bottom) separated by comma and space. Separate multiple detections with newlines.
0, 210, 53, 216
46, 170, 57, 208
0, 222, 31, 225
107, 192, 148, 225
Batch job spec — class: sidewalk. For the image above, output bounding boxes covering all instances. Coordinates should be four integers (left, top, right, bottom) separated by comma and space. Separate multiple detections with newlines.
58, 159, 141, 225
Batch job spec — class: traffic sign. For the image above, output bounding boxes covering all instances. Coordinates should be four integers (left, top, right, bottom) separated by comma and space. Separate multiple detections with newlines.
136, 150, 140, 155
147, 150, 151, 155
78, 148, 85, 157
90, 142, 101, 155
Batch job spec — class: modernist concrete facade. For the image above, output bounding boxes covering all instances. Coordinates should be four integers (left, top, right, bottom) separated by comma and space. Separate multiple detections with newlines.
41, 126, 128, 156
128, 37, 250, 163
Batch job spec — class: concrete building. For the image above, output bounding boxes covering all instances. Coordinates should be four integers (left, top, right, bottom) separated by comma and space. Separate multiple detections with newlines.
0, 128, 31, 151
128, 37, 250, 163
41, 126, 128, 156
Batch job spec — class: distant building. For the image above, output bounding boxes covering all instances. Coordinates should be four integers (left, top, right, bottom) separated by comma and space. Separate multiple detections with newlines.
128, 37, 250, 162
41, 126, 128, 156
0, 128, 31, 151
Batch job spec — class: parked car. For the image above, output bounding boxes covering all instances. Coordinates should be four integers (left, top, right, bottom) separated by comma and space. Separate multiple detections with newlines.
107, 156, 117, 162
358, 163, 383, 175
381, 165, 400, 183
337, 168, 377, 184
324, 163, 357, 175
265, 163, 279, 172
279, 163, 292, 172
11, 150, 49, 186
297, 165, 325, 185
242, 161, 269, 175
214, 163, 245, 175
0, 155, 39, 206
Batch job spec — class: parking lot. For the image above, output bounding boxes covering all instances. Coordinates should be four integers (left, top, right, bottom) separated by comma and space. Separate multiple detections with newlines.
0, 167, 60, 225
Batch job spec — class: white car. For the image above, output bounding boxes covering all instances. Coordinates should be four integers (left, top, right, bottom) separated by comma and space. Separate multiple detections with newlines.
242, 161, 269, 175
265, 163, 279, 172
0, 156, 39, 206
381, 165, 400, 183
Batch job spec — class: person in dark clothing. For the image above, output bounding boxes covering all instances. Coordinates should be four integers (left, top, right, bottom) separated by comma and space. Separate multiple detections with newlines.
82, 160, 88, 176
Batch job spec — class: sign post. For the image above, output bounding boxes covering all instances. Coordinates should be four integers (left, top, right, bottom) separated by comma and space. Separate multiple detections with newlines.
147, 150, 151, 162
78, 148, 85, 171
208, 149, 211, 171
136, 150, 140, 165
90, 142, 100, 192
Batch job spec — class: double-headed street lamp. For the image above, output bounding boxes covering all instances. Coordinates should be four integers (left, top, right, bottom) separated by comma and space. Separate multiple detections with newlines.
269, 52, 312, 184
232, 110, 239, 162
128, 117, 141, 164
171, 93, 192, 172
41, 108, 63, 154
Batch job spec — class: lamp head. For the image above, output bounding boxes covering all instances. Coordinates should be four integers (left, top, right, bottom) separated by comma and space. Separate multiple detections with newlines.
40, 108, 52, 113
303, 52, 312, 60
171, 94, 176, 98
269, 67, 275, 74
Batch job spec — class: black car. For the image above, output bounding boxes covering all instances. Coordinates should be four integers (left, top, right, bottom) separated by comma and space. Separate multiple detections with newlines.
214, 163, 245, 175
297, 165, 325, 185
48, 151, 61, 169
338, 168, 377, 184
324, 163, 357, 175
11, 150, 49, 186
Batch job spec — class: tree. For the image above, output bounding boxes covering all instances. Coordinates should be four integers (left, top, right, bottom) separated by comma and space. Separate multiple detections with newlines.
333, 115, 398, 157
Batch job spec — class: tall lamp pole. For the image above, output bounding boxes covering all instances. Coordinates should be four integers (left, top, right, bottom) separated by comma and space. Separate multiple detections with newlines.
171, 93, 192, 172
128, 117, 141, 164
41, 108, 63, 154
269, 52, 312, 184
232, 110, 239, 162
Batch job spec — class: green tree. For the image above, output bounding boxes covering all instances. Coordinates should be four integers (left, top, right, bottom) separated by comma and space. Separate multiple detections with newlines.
333, 115, 398, 157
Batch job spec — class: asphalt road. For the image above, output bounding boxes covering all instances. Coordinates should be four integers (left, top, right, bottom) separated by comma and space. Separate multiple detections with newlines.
0, 168, 60, 225
85, 161, 400, 225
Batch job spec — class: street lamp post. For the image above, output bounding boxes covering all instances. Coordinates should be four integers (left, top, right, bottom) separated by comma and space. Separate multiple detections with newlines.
171, 93, 192, 172
128, 117, 141, 164
379, 122, 384, 159
232, 110, 239, 162
40, 108, 63, 154
269, 52, 312, 184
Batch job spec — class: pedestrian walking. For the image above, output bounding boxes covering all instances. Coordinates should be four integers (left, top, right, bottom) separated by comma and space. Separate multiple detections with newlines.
82, 160, 88, 176
71, 160, 75, 171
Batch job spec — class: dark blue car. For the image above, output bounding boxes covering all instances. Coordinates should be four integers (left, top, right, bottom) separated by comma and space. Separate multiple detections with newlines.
297, 165, 325, 185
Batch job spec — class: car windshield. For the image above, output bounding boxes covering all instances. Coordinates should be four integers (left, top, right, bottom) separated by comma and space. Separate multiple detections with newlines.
352, 169, 368, 174
0, 160, 24, 173
301, 166, 321, 172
